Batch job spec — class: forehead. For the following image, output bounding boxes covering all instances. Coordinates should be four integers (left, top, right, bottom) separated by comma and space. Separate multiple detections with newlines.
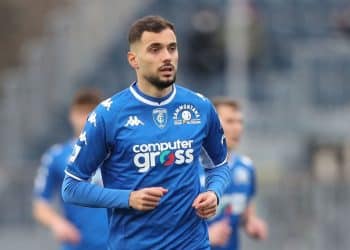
216, 105, 242, 119
140, 28, 177, 46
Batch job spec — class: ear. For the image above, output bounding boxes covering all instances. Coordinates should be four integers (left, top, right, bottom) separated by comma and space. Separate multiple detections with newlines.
127, 51, 138, 69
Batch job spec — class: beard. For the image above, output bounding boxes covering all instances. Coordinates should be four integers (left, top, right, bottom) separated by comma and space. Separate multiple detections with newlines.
145, 74, 176, 90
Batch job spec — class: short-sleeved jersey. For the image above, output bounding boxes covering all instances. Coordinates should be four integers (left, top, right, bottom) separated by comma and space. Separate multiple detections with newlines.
201, 152, 256, 250
65, 83, 228, 250
33, 140, 108, 250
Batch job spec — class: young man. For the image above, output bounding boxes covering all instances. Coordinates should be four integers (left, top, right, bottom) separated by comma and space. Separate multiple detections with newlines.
62, 15, 230, 250
33, 89, 108, 250
206, 97, 268, 250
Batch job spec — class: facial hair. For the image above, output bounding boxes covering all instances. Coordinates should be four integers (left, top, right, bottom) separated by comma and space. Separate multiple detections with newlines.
145, 74, 176, 90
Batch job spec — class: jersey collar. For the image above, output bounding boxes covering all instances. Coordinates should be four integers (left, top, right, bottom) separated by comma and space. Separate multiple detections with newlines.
129, 82, 176, 106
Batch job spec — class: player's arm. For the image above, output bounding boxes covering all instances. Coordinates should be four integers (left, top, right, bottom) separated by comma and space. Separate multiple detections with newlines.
193, 102, 231, 218
62, 105, 166, 210
208, 218, 232, 246
63, 171, 167, 210
201, 102, 231, 201
242, 167, 268, 240
62, 106, 132, 208
242, 203, 268, 240
33, 200, 81, 243
33, 150, 80, 244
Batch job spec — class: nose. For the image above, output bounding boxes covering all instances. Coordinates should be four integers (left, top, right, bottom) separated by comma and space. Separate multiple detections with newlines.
161, 48, 172, 62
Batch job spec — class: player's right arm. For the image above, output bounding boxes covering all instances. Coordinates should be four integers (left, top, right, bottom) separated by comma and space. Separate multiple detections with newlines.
242, 165, 268, 240
62, 102, 167, 210
33, 148, 80, 244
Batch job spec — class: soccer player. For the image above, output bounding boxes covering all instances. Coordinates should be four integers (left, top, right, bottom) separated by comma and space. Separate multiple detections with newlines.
33, 89, 108, 250
206, 97, 268, 250
61, 15, 231, 250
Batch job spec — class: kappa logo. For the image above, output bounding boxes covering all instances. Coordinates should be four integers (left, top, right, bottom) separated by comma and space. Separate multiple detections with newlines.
173, 104, 201, 125
88, 112, 97, 127
79, 131, 87, 145
101, 98, 112, 111
125, 116, 144, 127
152, 108, 167, 129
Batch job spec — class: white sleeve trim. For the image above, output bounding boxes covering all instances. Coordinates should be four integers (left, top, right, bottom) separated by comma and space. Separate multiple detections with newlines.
64, 170, 84, 181
214, 157, 228, 168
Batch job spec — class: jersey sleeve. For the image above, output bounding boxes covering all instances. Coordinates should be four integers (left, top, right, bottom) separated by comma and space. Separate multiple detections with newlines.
62, 101, 132, 209
33, 146, 61, 202
202, 103, 227, 167
202, 101, 230, 200
65, 106, 110, 180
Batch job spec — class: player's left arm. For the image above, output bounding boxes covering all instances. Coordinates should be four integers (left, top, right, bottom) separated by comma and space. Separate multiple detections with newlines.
242, 167, 268, 240
193, 101, 231, 218
242, 203, 268, 240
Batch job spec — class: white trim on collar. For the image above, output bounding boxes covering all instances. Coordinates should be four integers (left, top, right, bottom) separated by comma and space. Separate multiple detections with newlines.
129, 84, 177, 106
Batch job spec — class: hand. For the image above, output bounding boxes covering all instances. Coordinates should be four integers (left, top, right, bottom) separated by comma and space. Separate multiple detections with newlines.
208, 219, 232, 246
192, 191, 218, 219
129, 187, 168, 211
244, 216, 268, 240
51, 219, 81, 244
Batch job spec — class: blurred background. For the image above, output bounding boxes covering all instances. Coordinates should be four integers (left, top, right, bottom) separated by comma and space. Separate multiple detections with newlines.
1, 0, 350, 249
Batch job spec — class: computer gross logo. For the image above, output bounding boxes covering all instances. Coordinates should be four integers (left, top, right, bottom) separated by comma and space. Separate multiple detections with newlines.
132, 140, 194, 173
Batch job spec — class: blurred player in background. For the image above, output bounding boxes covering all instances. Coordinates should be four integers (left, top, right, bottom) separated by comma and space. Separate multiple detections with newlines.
33, 89, 108, 250
203, 97, 268, 250
61, 15, 230, 250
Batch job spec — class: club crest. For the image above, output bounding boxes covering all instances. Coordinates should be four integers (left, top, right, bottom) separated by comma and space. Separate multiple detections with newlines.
152, 108, 167, 128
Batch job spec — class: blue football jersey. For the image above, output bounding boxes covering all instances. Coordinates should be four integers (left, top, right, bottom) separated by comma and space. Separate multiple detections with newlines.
204, 152, 256, 250
34, 140, 108, 250
64, 83, 230, 250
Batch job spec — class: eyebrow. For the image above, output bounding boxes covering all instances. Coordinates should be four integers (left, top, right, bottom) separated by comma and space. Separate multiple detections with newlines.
148, 43, 162, 48
148, 42, 177, 48
168, 42, 177, 47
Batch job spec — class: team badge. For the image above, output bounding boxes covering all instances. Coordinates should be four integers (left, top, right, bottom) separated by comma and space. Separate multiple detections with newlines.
152, 108, 167, 128
173, 104, 201, 125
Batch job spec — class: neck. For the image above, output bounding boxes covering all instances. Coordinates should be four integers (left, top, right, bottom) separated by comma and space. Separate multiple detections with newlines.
137, 79, 173, 98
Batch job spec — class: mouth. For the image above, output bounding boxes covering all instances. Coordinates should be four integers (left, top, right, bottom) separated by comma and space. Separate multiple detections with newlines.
159, 65, 174, 75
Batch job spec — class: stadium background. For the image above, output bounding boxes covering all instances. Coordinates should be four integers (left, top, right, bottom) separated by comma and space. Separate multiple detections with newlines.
1, 0, 350, 249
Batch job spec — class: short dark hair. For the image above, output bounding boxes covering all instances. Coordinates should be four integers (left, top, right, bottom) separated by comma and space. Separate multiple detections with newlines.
128, 15, 175, 45
71, 88, 102, 109
212, 97, 241, 111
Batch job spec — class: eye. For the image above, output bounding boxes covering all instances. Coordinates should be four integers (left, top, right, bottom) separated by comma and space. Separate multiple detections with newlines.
168, 44, 177, 52
148, 45, 161, 53
150, 47, 159, 53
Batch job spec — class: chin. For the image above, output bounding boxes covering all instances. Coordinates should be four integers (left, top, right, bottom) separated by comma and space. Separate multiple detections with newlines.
161, 76, 175, 83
